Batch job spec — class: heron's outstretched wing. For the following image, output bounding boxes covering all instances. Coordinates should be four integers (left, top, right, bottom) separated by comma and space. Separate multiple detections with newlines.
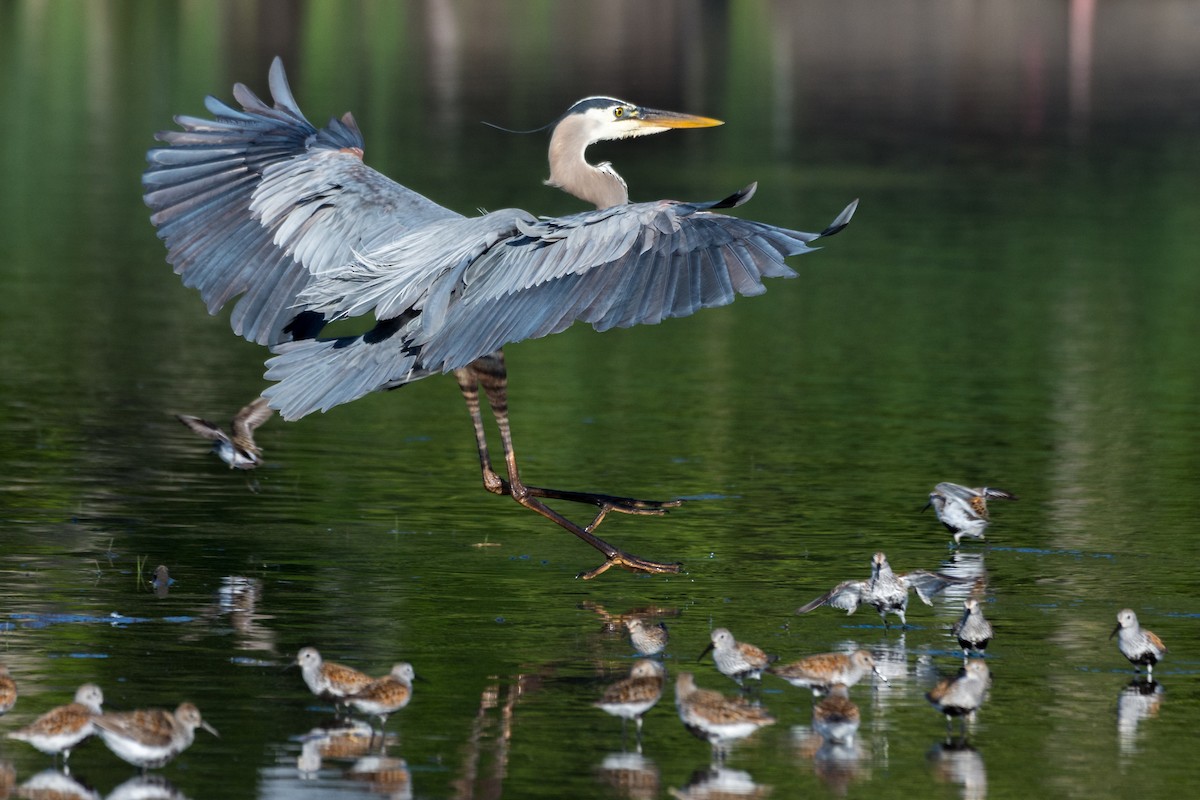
796, 579, 866, 615
143, 57, 458, 346
263, 192, 855, 420
414, 192, 859, 371
900, 571, 971, 605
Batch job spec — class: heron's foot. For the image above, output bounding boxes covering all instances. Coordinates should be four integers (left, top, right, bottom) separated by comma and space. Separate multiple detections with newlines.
576, 550, 684, 581
521, 483, 684, 515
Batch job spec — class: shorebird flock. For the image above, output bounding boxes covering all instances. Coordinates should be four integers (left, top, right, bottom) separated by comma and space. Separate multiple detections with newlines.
589, 480, 1170, 761
0, 479, 1169, 791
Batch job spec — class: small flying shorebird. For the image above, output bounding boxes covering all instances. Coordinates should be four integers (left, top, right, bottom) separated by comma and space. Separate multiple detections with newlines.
796, 552, 971, 628
176, 396, 273, 469
925, 482, 1017, 544
1110, 608, 1167, 677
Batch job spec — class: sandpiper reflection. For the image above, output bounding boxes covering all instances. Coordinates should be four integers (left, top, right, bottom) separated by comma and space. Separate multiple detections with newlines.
107, 773, 191, 800
597, 751, 660, 800
928, 738, 987, 800
1117, 678, 1163, 756
668, 766, 770, 799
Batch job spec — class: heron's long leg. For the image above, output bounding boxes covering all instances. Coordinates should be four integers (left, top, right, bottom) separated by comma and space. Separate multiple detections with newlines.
456, 352, 682, 579
454, 353, 684, 517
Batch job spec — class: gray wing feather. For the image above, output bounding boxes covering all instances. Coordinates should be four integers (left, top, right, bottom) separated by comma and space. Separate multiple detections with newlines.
797, 579, 865, 615
902, 571, 971, 605
263, 195, 854, 419
144, 57, 457, 346
412, 198, 854, 371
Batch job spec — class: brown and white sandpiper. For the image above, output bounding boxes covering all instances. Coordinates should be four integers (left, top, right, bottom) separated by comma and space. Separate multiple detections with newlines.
699, 628, 776, 685
1110, 609, 1166, 676
7, 683, 104, 763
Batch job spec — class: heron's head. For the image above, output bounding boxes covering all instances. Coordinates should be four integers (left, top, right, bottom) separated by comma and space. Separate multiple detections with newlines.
557, 96, 722, 146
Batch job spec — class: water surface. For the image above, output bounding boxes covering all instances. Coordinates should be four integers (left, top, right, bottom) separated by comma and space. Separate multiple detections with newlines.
1, 2, 1198, 799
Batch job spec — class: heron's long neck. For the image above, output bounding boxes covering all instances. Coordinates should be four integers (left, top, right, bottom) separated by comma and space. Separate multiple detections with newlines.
546, 123, 629, 209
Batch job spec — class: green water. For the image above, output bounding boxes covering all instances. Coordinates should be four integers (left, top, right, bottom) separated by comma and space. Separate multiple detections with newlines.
1, 2, 1198, 798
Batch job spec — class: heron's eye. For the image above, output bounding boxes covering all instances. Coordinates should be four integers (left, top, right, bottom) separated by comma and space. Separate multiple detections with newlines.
613, 107, 624, 119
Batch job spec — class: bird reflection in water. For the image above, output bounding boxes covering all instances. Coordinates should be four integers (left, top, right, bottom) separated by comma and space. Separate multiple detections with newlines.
348, 754, 412, 800
150, 565, 173, 599
668, 766, 771, 800
597, 751, 660, 800
928, 738, 988, 800
1117, 679, 1163, 757
16, 769, 100, 800
296, 718, 380, 776
107, 773, 192, 800
792, 726, 871, 797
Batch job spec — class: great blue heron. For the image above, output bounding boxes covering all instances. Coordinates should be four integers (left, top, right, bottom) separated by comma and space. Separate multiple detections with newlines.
144, 59, 857, 579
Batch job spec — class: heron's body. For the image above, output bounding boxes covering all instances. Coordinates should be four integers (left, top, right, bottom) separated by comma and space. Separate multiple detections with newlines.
144, 59, 856, 577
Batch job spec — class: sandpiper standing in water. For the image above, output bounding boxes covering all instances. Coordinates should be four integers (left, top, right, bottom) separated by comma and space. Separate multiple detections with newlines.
699, 628, 776, 686
94, 702, 218, 770
625, 618, 669, 657
1110, 609, 1167, 677
797, 552, 971, 628
0, 664, 16, 715
176, 395, 273, 469
295, 647, 374, 705
7, 683, 104, 763
926, 660, 990, 731
925, 482, 1017, 545
674, 673, 774, 756
342, 662, 416, 732
951, 599, 994, 657
769, 650, 886, 695
595, 659, 665, 745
